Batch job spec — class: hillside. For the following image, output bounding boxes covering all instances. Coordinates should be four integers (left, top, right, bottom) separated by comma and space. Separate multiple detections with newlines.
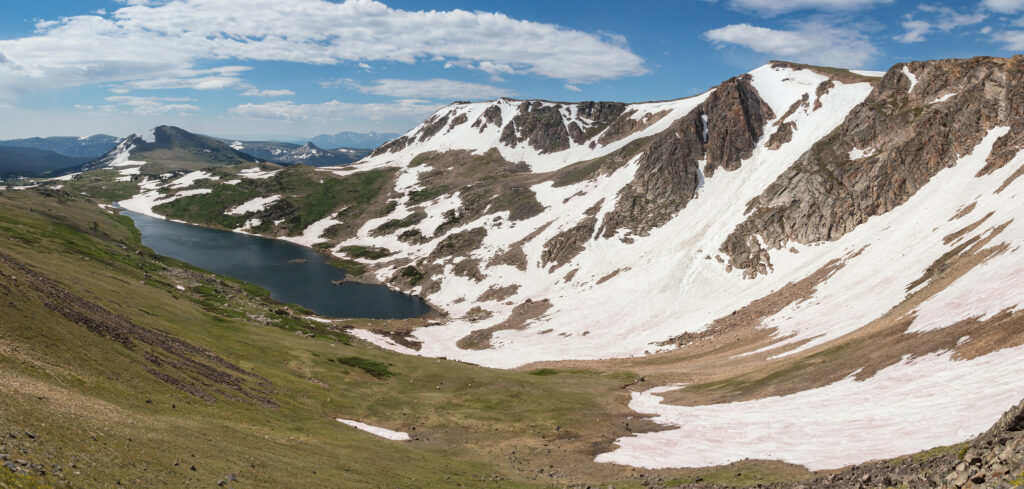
0, 147, 89, 178
97, 55, 1024, 476
86, 126, 258, 175
0, 135, 119, 159
2, 185, 1023, 489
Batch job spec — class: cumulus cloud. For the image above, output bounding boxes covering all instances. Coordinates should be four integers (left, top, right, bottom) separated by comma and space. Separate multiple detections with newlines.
991, 29, 1024, 49
106, 95, 200, 114
704, 22, 877, 68
335, 78, 514, 99
718, 0, 893, 16
981, 0, 1024, 13
896, 19, 934, 43
230, 99, 442, 122
895, 5, 987, 43
0, 0, 646, 97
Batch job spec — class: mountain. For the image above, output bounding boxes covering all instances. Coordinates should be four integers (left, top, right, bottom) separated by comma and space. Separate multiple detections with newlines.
111, 56, 1024, 475
0, 134, 119, 159
89, 125, 258, 174
223, 139, 370, 166
3, 186, 1023, 489
0, 146, 90, 178
309, 131, 401, 150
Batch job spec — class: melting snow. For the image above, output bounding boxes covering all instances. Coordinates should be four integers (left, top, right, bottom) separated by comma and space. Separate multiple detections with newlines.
850, 69, 886, 77
335, 419, 410, 441
902, 65, 918, 93
226, 195, 280, 215
596, 345, 1024, 471
848, 147, 874, 160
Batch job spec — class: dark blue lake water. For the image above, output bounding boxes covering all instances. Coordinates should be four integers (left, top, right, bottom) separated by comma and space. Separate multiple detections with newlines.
122, 211, 430, 319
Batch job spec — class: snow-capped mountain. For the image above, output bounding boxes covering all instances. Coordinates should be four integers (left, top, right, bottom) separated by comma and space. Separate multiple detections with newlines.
225, 139, 369, 166
309, 130, 401, 150
87, 125, 257, 175
113, 57, 1024, 470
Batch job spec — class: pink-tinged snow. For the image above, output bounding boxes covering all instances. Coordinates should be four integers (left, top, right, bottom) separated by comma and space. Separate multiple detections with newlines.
335, 419, 410, 441
903, 65, 918, 93
751, 127, 1023, 357
595, 344, 1024, 470
226, 195, 280, 215
168, 171, 217, 189
392, 67, 874, 368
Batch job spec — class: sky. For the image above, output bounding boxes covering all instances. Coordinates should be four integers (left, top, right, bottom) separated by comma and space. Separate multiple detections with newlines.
0, 0, 1022, 140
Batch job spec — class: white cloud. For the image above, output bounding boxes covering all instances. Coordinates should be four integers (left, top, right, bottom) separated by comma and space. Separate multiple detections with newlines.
895, 19, 933, 42
704, 22, 877, 68
719, 0, 892, 15
230, 99, 442, 122
564, 84, 582, 92
896, 6, 987, 43
981, 0, 1024, 13
106, 95, 200, 115
242, 89, 295, 97
0, 0, 646, 98
337, 78, 514, 99
991, 29, 1024, 49
980, 25, 993, 34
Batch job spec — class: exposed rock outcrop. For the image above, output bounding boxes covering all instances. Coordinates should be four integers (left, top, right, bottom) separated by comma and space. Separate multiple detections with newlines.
723, 56, 1024, 276
600, 75, 774, 237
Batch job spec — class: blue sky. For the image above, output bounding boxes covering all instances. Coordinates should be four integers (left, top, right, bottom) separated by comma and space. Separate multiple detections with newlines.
1, 0, 1022, 140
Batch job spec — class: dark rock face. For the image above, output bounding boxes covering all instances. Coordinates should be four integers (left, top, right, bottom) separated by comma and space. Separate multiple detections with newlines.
370, 135, 412, 156
541, 216, 598, 268
472, 105, 503, 133
600, 75, 774, 237
500, 102, 571, 154
417, 113, 450, 142
722, 56, 1024, 276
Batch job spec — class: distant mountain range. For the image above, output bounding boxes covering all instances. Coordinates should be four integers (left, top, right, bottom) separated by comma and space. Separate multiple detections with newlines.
0, 134, 121, 178
221, 139, 369, 166
307, 131, 400, 150
0, 147, 91, 178
0, 134, 120, 159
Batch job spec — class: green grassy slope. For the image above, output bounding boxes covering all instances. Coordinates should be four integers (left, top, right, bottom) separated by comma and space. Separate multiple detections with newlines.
0, 188, 707, 489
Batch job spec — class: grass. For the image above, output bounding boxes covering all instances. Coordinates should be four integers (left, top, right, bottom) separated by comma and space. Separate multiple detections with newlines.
327, 258, 366, 276
152, 165, 395, 238
528, 368, 561, 376
332, 356, 396, 378
4, 187, 716, 488
337, 245, 391, 260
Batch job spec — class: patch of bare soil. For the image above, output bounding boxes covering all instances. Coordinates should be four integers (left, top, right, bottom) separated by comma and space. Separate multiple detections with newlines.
456, 299, 552, 350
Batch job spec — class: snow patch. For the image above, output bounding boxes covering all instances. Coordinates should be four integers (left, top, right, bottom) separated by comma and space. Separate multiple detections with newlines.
226, 195, 280, 215
336, 419, 410, 441
902, 65, 918, 93
596, 345, 1024, 471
